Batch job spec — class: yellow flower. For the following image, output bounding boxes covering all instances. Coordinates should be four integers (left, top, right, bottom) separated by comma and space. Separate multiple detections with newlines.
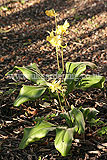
48, 80, 62, 93
56, 20, 70, 35
46, 30, 62, 47
45, 9, 57, 17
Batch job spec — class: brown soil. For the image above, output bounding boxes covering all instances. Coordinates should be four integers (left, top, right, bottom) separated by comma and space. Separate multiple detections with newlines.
0, 0, 107, 160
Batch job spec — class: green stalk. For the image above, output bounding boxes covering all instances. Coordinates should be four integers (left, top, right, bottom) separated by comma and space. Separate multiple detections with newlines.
55, 15, 57, 29
61, 46, 64, 71
57, 91, 63, 111
56, 46, 60, 70
62, 91, 72, 125
55, 14, 60, 71
61, 34, 64, 72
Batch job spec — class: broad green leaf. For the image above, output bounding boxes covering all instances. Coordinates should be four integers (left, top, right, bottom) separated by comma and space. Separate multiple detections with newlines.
65, 62, 96, 74
64, 62, 96, 93
81, 107, 99, 121
14, 85, 46, 106
64, 62, 81, 86
6, 63, 47, 85
60, 111, 73, 127
65, 62, 96, 83
27, 63, 43, 78
64, 72, 74, 85
19, 121, 56, 149
81, 108, 90, 120
65, 62, 105, 92
77, 75, 105, 89
55, 127, 75, 156
72, 108, 85, 134
75, 64, 86, 78
87, 108, 99, 119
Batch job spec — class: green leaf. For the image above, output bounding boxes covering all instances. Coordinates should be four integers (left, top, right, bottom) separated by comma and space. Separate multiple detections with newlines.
27, 63, 43, 77
98, 126, 107, 136
57, 68, 63, 74
65, 63, 81, 85
19, 121, 56, 149
81, 108, 90, 120
60, 111, 73, 127
72, 107, 85, 134
6, 63, 47, 86
77, 75, 105, 89
75, 64, 86, 78
89, 118, 100, 124
65, 62, 105, 93
54, 127, 75, 156
4, 88, 16, 96
64, 62, 96, 93
81, 107, 99, 121
14, 85, 46, 106
60, 107, 85, 135
64, 77, 75, 93
65, 62, 96, 74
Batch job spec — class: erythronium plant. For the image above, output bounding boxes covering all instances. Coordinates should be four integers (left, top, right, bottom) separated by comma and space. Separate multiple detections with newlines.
6, 62, 105, 156
6, 9, 105, 156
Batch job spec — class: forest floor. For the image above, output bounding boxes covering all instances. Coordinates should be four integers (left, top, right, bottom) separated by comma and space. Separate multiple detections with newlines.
0, 0, 107, 159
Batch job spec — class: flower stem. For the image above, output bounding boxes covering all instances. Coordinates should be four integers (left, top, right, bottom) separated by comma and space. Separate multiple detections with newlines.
57, 91, 63, 111
55, 15, 57, 29
56, 47, 60, 70
61, 34, 64, 72
61, 46, 64, 71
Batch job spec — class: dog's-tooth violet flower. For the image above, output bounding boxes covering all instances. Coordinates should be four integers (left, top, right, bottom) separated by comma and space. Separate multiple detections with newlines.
46, 30, 62, 47
56, 20, 70, 35
45, 9, 57, 17
47, 80, 62, 93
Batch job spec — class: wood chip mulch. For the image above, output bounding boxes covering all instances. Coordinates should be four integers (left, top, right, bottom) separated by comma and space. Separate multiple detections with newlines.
0, 0, 107, 160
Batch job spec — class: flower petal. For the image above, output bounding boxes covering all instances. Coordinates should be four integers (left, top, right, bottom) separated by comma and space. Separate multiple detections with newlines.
45, 9, 56, 17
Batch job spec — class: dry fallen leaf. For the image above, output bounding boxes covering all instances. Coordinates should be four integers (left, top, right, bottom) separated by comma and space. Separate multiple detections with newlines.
0, 57, 4, 62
